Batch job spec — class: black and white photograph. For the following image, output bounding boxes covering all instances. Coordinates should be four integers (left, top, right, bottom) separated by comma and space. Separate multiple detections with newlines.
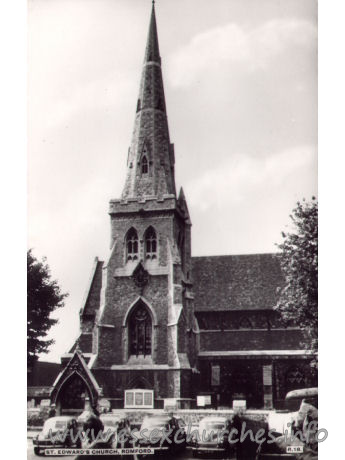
25, 0, 320, 459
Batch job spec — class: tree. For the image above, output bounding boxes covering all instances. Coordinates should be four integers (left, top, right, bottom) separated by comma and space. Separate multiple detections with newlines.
275, 197, 318, 368
27, 249, 68, 367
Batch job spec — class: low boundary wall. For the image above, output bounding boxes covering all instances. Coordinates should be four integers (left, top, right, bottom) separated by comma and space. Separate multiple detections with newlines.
28, 408, 271, 431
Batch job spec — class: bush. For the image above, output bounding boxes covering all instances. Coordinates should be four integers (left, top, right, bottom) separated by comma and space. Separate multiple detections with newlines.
27, 407, 50, 427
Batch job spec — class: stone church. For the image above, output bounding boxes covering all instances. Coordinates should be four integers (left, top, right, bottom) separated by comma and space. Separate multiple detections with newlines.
51, 4, 316, 413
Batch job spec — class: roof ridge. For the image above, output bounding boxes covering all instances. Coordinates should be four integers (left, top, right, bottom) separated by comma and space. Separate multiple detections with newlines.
192, 252, 280, 259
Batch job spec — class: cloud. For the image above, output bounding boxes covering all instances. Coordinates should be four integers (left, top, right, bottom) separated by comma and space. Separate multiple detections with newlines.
168, 18, 317, 87
186, 145, 316, 212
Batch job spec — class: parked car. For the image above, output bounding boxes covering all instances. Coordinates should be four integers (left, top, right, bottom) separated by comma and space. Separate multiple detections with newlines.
136, 413, 186, 455
33, 416, 81, 456
256, 388, 318, 460
285, 387, 317, 411
76, 411, 131, 448
98, 413, 131, 448
189, 416, 233, 458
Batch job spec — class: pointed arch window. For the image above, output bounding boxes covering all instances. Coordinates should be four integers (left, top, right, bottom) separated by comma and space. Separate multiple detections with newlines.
285, 367, 305, 391
141, 155, 148, 174
129, 303, 152, 357
145, 227, 157, 260
126, 228, 139, 261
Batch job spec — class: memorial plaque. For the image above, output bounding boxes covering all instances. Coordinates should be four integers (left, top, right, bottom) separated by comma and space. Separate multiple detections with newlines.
144, 392, 153, 406
135, 392, 143, 406
197, 395, 206, 407
125, 392, 134, 406
233, 399, 246, 411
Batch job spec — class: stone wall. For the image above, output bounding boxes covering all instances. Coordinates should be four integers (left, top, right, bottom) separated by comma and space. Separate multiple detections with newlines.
96, 275, 170, 367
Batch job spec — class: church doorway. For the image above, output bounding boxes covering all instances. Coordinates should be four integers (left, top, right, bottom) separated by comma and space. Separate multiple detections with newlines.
219, 361, 263, 409
57, 373, 91, 415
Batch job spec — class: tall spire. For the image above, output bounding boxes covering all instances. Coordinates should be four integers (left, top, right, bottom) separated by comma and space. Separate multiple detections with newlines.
121, 2, 176, 200
144, 1, 161, 65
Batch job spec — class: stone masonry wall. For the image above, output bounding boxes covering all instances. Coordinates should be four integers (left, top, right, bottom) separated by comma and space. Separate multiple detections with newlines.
95, 275, 169, 367
109, 211, 174, 265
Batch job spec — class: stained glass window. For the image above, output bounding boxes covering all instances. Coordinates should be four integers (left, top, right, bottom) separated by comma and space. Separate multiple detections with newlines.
129, 304, 152, 356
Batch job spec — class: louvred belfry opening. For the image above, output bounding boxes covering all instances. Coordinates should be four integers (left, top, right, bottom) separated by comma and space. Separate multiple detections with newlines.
145, 226, 157, 259
121, 2, 176, 200
126, 228, 139, 261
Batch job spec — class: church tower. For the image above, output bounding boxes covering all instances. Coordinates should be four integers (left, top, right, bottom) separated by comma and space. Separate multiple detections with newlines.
89, 2, 197, 407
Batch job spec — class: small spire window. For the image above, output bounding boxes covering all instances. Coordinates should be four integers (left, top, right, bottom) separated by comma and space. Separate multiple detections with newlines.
145, 227, 157, 260
136, 99, 141, 113
141, 155, 148, 175
126, 228, 139, 262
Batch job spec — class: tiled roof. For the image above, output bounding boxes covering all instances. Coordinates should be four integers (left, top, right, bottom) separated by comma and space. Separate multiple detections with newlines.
76, 253, 283, 316
27, 361, 61, 386
192, 253, 283, 311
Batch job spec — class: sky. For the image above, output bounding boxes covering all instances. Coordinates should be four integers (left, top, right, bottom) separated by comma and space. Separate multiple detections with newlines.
27, 0, 317, 363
